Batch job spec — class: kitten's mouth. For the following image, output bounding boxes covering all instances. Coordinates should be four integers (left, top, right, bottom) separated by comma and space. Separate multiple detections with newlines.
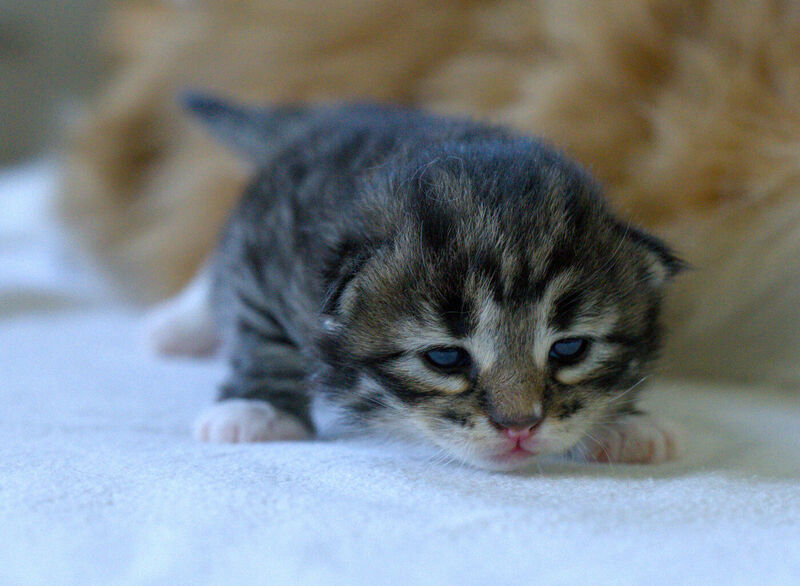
485, 423, 543, 464
487, 436, 540, 466
490, 445, 536, 464
439, 435, 542, 471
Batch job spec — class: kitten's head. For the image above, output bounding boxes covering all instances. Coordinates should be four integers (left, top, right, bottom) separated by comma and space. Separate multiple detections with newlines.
320, 140, 682, 470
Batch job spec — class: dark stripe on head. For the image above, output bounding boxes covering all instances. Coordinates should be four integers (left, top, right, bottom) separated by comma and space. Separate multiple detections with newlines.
528, 242, 578, 301
505, 257, 531, 304
437, 286, 475, 338
552, 289, 585, 331
415, 199, 455, 251
471, 249, 504, 303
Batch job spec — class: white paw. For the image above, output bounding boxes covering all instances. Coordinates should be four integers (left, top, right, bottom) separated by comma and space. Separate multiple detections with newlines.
588, 415, 683, 464
144, 269, 219, 357
193, 399, 310, 443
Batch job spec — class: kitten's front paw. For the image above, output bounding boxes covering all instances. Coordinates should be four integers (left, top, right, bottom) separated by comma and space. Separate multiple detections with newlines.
194, 399, 310, 443
587, 415, 682, 464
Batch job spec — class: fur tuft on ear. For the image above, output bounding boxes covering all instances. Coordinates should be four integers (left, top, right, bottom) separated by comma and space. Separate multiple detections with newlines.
619, 224, 687, 287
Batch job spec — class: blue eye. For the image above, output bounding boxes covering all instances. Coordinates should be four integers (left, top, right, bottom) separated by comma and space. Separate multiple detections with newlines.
548, 338, 589, 364
423, 347, 471, 372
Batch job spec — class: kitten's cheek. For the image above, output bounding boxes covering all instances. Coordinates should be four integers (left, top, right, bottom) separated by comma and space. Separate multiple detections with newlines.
194, 399, 310, 443
587, 415, 683, 464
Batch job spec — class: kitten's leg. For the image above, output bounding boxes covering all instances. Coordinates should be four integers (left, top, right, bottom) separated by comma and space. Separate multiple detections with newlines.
586, 414, 682, 464
144, 267, 220, 357
194, 316, 312, 443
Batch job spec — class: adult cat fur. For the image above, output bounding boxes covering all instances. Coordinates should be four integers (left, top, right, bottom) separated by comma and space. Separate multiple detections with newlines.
56, 0, 800, 386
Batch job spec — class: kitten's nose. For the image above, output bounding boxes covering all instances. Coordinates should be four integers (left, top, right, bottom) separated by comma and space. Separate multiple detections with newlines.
489, 413, 543, 437
503, 425, 539, 441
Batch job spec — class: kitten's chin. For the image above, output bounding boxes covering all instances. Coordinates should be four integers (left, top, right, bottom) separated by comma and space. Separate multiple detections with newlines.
478, 449, 540, 471
443, 445, 542, 471
422, 421, 582, 471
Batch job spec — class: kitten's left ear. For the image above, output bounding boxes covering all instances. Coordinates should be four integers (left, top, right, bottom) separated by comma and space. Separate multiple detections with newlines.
620, 224, 687, 287
180, 91, 300, 163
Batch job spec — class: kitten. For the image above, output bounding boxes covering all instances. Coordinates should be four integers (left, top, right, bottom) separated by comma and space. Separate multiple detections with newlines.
153, 94, 683, 470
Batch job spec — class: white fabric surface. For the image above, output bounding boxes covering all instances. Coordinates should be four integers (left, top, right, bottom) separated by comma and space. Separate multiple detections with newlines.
1, 163, 799, 585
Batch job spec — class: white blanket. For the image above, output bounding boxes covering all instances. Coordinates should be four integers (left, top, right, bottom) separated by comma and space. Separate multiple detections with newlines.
2, 163, 799, 585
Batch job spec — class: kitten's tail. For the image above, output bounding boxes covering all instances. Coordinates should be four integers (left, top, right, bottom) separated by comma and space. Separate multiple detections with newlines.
180, 91, 304, 162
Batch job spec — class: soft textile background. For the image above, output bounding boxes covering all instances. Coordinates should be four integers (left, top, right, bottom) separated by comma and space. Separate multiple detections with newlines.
1, 164, 799, 584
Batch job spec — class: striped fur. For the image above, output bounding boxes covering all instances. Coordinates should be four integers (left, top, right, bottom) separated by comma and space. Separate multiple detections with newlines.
198, 97, 681, 469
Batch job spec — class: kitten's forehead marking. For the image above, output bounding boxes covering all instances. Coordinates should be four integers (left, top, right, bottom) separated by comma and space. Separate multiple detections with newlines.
467, 296, 500, 370
525, 259, 619, 350
531, 269, 577, 368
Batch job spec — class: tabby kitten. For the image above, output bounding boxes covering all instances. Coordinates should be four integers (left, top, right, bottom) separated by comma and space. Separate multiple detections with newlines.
154, 94, 683, 470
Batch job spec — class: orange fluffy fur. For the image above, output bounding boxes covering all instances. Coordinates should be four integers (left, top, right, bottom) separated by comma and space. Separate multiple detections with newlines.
56, 0, 800, 386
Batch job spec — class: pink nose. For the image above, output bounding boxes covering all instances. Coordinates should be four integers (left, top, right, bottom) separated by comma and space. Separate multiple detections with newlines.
503, 425, 538, 441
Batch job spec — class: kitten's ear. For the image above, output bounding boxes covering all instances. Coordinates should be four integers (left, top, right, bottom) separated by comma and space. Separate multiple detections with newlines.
620, 224, 687, 287
321, 242, 374, 317
180, 91, 277, 162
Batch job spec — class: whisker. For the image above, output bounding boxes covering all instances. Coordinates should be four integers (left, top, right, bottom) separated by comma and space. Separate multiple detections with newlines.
581, 429, 615, 469
607, 375, 651, 406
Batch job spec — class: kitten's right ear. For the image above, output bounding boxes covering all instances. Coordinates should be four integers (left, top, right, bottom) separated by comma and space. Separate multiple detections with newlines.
620, 224, 687, 287
180, 91, 274, 162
